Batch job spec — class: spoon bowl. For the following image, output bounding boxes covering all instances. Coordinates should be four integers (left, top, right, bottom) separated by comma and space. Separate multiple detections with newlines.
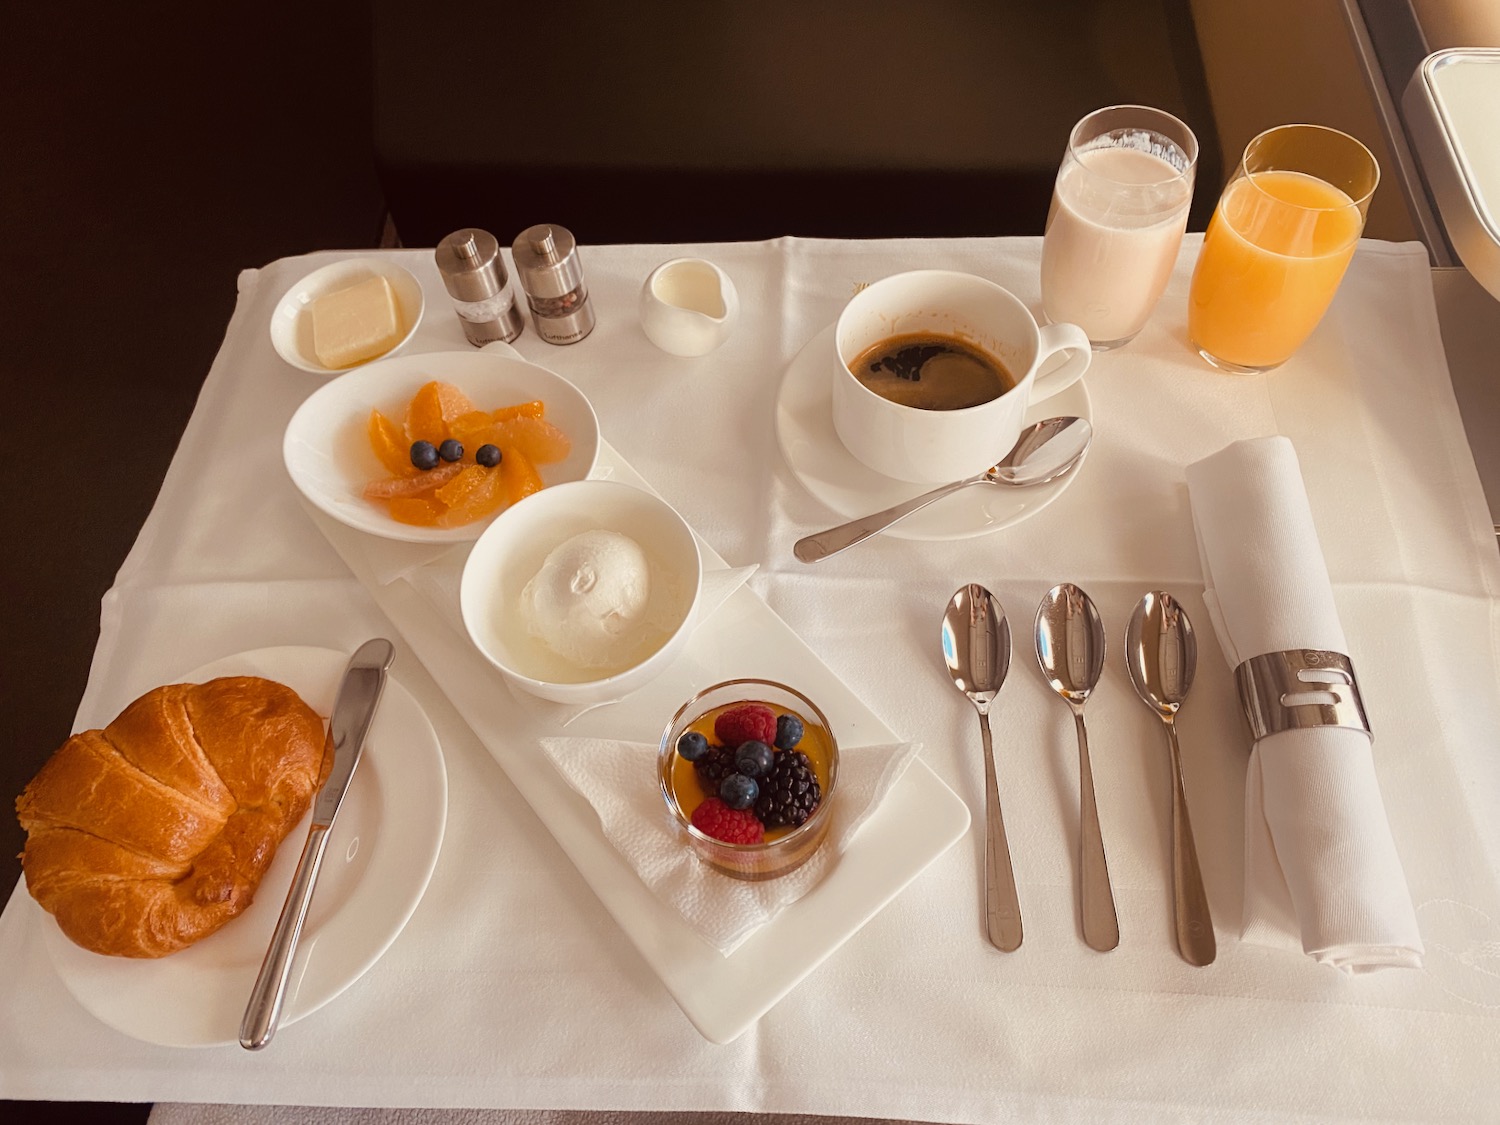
1125, 592, 1215, 966
942, 584, 1023, 952
1034, 584, 1119, 952
1124, 591, 1197, 715
794, 417, 1091, 563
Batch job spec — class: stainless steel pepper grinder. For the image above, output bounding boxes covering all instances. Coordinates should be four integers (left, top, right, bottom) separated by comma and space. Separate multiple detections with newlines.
435, 228, 524, 347
512, 224, 596, 345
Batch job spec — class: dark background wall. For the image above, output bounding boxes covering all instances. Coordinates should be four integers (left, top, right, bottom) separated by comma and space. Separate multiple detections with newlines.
1, 7, 384, 1121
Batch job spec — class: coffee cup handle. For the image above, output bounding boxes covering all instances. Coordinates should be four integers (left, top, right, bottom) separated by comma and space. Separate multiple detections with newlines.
1030, 322, 1092, 401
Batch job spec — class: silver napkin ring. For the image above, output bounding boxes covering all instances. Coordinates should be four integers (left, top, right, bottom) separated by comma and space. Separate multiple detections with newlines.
1234, 649, 1371, 742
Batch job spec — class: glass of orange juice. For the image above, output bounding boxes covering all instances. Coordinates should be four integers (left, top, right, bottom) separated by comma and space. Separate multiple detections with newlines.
1188, 124, 1378, 373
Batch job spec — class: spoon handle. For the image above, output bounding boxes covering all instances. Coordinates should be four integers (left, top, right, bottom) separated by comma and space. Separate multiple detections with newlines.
978, 713, 1023, 951
794, 474, 983, 562
1073, 710, 1119, 952
1164, 720, 1216, 966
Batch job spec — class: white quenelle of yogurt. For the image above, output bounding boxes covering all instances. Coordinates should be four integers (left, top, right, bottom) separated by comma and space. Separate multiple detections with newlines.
518, 529, 679, 673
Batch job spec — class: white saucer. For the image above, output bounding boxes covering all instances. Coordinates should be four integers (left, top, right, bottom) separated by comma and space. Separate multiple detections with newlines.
775, 323, 1093, 541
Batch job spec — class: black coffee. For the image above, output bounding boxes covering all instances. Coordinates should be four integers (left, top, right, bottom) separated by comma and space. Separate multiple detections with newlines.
850, 333, 1014, 410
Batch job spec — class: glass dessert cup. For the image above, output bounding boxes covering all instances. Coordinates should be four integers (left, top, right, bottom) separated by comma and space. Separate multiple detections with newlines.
658, 678, 840, 882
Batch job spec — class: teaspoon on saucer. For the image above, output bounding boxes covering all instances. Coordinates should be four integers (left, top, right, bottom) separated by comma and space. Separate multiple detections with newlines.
1035, 583, 1119, 952
794, 417, 1091, 563
1124, 592, 1216, 967
942, 584, 1023, 951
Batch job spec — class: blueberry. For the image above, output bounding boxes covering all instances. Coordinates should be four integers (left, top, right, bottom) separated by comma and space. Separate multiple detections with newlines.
438, 438, 464, 462
676, 731, 709, 762
410, 441, 439, 470
476, 443, 502, 467
719, 773, 758, 810
734, 740, 774, 778
775, 714, 804, 750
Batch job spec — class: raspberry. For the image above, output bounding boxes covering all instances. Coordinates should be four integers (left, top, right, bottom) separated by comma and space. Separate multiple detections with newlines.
714, 704, 776, 748
690, 797, 765, 845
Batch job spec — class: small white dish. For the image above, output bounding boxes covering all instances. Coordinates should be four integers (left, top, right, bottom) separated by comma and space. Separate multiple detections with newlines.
270, 258, 425, 375
38, 645, 448, 1048
460, 480, 703, 705
639, 257, 740, 356
283, 349, 601, 544
776, 323, 1092, 541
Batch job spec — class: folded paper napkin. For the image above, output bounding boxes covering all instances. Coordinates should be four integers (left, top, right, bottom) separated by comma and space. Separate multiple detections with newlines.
1185, 436, 1422, 973
541, 736, 920, 954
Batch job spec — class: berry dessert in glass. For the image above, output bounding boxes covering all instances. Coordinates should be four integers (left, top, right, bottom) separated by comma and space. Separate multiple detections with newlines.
658, 679, 839, 881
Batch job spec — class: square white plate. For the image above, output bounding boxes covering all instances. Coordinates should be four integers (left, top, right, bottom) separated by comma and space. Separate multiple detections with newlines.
308, 443, 971, 1043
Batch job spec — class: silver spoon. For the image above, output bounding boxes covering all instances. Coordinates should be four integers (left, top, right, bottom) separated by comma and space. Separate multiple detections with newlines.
794, 416, 1092, 562
1124, 592, 1216, 967
1035, 583, 1119, 952
942, 583, 1023, 952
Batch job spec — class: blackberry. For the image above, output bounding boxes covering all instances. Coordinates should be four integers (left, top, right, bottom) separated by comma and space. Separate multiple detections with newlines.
754, 750, 821, 829
692, 744, 736, 791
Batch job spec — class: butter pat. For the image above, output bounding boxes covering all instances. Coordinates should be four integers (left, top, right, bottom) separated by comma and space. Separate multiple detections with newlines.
310, 275, 403, 368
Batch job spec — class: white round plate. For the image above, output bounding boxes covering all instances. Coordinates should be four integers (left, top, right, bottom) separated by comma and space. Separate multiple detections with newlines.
283, 349, 601, 544
269, 258, 426, 375
775, 323, 1093, 542
39, 646, 448, 1048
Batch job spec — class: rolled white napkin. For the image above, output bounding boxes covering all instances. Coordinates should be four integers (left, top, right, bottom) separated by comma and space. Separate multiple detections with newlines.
1185, 436, 1423, 973
541, 736, 920, 954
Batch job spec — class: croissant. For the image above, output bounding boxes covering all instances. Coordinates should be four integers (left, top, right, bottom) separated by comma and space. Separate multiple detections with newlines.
16, 677, 329, 958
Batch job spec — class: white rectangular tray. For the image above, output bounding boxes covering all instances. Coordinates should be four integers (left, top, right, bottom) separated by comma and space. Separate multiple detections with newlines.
308, 443, 970, 1043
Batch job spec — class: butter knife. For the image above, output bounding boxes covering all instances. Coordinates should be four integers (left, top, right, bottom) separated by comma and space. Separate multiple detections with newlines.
239, 638, 396, 1050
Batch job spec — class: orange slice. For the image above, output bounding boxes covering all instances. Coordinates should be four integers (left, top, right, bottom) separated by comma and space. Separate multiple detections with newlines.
404, 381, 476, 444
498, 447, 545, 505
363, 462, 462, 499
433, 464, 490, 508
368, 409, 416, 476
473, 417, 571, 464
387, 496, 446, 526
448, 410, 496, 450
436, 464, 508, 527
491, 400, 545, 422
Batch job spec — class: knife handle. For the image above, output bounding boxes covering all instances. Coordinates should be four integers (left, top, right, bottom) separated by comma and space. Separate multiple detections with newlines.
239, 821, 332, 1050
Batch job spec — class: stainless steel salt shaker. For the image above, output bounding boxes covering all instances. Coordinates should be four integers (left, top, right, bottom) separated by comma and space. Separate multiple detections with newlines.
435, 228, 524, 347
511, 224, 596, 345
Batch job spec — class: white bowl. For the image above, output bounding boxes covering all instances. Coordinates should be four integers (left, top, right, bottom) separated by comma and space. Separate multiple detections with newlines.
270, 258, 426, 375
283, 349, 600, 543
459, 480, 703, 705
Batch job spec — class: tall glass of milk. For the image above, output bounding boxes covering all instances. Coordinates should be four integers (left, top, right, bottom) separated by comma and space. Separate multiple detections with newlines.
1041, 106, 1198, 350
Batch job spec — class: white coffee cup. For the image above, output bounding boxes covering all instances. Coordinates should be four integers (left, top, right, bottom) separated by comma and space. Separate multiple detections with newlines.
832, 271, 1091, 483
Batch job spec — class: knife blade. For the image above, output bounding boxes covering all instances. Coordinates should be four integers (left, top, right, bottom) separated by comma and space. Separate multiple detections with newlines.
239, 638, 396, 1050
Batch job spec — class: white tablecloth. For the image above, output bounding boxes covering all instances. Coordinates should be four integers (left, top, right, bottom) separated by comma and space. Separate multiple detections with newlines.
3, 236, 1499, 1122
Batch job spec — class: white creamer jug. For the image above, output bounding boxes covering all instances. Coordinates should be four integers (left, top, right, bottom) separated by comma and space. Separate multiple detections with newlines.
638, 258, 740, 356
